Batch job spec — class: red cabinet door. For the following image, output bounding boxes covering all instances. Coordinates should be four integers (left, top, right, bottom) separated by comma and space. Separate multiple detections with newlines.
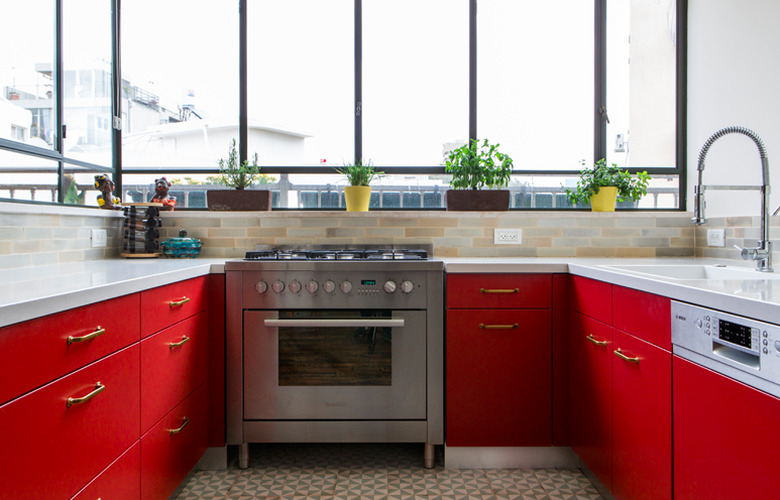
568, 312, 613, 491
0, 344, 140, 500
140, 276, 207, 338
140, 312, 208, 432
612, 330, 671, 500
570, 275, 612, 324
674, 356, 780, 500
141, 382, 209, 500
447, 308, 552, 446
446, 274, 552, 309
612, 286, 671, 350
72, 442, 141, 500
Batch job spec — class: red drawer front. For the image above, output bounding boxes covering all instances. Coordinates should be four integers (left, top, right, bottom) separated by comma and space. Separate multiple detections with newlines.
140, 276, 207, 338
71, 441, 140, 500
570, 275, 612, 323
141, 383, 209, 500
447, 274, 552, 309
447, 309, 552, 446
141, 313, 208, 432
0, 293, 140, 404
612, 286, 671, 350
0, 345, 140, 500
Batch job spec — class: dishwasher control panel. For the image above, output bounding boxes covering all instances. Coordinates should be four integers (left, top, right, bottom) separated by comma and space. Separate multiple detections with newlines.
672, 301, 780, 393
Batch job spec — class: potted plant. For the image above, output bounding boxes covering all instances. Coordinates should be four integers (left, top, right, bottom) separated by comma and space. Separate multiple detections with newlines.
564, 159, 650, 212
207, 139, 272, 211
335, 160, 382, 212
444, 138, 513, 211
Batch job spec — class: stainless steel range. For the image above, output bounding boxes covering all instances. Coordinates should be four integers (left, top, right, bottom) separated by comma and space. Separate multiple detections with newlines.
225, 247, 444, 468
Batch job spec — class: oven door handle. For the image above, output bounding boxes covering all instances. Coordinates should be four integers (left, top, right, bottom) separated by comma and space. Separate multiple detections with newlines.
263, 318, 405, 328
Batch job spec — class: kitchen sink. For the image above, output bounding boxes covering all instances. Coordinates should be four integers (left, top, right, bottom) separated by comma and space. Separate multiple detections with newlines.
605, 264, 780, 281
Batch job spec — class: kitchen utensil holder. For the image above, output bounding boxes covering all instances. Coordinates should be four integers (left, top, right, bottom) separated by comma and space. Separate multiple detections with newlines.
121, 203, 163, 258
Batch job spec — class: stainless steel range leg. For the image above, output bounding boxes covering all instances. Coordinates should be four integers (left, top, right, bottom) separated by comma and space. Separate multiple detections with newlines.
424, 443, 435, 469
239, 443, 249, 469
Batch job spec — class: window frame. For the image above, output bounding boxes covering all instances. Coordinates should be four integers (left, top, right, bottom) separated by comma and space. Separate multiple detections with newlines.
0, 0, 687, 210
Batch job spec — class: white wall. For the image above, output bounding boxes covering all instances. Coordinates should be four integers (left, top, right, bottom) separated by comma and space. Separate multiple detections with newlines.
688, 0, 780, 217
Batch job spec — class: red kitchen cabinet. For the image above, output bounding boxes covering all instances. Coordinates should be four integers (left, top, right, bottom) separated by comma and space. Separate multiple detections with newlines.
568, 311, 613, 491
570, 275, 612, 324
141, 383, 210, 500
0, 344, 140, 500
140, 276, 208, 338
674, 356, 780, 500
446, 273, 553, 447
71, 442, 141, 500
611, 330, 671, 500
612, 285, 671, 350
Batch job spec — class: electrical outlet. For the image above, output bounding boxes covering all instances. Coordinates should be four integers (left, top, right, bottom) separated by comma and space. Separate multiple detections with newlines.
707, 229, 725, 247
91, 229, 107, 248
494, 228, 522, 245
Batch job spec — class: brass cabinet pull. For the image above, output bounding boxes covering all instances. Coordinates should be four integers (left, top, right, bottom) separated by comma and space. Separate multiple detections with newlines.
66, 382, 105, 408
169, 297, 190, 308
479, 288, 520, 294
169, 416, 190, 435
586, 334, 608, 347
168, 335, 190, 349
67, 326, 106, 345
614, 348, 640, 365
479, 323, 519, 330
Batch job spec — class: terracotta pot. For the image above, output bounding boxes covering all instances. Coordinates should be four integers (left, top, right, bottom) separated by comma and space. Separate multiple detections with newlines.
445, 189, 510, 211
206, 189, 272, 211
344, 186, 371, 212
590, 186, 618, 212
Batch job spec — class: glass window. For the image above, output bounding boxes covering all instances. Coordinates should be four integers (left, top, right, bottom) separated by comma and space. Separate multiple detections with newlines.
477, 0, 594, 171
0, 151, 60, 203
248, 0, 353, 169
362, 0, 468, 167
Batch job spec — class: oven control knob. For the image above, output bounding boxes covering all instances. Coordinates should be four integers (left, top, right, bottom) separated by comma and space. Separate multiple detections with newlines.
322, 280, 336, 294
340, 280, 353, 294
400, 280, 414, 294
306, 280, 319, 294
255, 280, 268, 294
272, 280, 285, 294
288, 280, 302, 294
383, 280, 397, 294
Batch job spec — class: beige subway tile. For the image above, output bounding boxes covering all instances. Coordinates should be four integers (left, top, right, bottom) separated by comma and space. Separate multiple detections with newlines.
656, 217, 694, 228
641, 228, 683, 238
0, 241, 12, 254
432, 237, 473, 249
615, 217, 656, 228
406, 227, 444, 238
200, 237, 237, 249
12, 240, 42, 253
458, 217, 499, 228
0, 226, 25, 239
656, 247, 695, 257
523, 227, 563, 238
671, 237, 695, 248
497, 217, 539, 228
591, 237, 631, 248
434, 247, 460, 258
301, 217, 341, 228
365, 228, 405, 238
0, 253, 31, 269
379, 218, 419, 228
562, 227, 601, 238
288, 228, 327, 238
552, 237, 592, 248
601, 227, 640, 238
537, 247, 577, 257
634, 237, 670, 248
577, 247, 617, 258
340, 217, 380, 227
325, 227, 365, 238
539, 217, 576, 228
220, 217, 263, 228
246, 227, 288, 238
577, 217, 617, 228
417, 218, 460, 228
261, 217, 302, 228
208, 228, 249, 238
459, 246, 536, 257
443, 228, 486, 238
616, 247, 656, 258
58, 249, 87, 263
726, 216, 754, 227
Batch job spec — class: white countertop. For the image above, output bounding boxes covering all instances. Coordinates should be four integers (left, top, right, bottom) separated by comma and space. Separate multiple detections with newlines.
2, 256, 779, 329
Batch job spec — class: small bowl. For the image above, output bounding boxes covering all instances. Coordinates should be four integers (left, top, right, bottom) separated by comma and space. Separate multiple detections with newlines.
161, 230, 203, 258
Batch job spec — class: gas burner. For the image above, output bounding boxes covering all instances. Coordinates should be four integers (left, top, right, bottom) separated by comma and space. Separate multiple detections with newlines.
243, 248, 429, 261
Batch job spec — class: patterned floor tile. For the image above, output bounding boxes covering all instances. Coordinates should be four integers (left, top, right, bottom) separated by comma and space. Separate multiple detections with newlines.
535, 468, 602, 497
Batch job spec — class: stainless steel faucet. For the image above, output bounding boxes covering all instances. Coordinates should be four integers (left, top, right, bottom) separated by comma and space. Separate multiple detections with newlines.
693, 126, 773, 272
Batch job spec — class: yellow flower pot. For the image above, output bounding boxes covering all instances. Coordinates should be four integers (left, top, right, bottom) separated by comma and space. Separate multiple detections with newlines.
590, 186, 618, 212
344, 185, 371, 212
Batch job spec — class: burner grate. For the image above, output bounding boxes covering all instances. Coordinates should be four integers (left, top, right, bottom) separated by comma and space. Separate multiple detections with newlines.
244, 248, 428, 261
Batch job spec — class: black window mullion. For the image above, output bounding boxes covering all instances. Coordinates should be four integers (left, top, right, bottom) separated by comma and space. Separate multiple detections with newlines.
469, 0, 477, 142
594, 0, 607, 164
55, 0, 65, 202
354, 0, 362, 164
112, 0, 122, 197
677, 0, 688, 211
239, 0, 248, 166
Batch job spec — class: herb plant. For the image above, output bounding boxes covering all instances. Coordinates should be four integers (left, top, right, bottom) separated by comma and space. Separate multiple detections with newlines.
565, 159, 650, 205
335, 160, 382, 186
445, 139, 513, 190
217, 139, 262, 190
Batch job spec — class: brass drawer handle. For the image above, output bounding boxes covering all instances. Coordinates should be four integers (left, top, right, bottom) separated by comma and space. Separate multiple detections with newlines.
169, 297, 191, 308
67, 382, 105, 408
169, 335, 190, 349
479, 288, 519, 294
169, 416, 190, 435
479, 323, 519, 330
586, 334, 608, 347
67, 326, 106, 345
614, 348, 640, 365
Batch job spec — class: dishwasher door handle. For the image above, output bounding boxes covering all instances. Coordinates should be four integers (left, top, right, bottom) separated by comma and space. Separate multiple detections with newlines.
263, 318, 405, 328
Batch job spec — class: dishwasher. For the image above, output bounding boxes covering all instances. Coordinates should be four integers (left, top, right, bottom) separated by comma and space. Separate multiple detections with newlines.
671, 301, 780, 500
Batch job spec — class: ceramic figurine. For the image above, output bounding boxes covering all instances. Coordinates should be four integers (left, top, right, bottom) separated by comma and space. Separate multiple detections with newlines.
94, 174, 121, 209
150, 177, 177, 210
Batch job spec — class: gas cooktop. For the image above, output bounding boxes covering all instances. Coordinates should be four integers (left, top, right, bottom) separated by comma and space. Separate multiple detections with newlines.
244, 248, 429, 261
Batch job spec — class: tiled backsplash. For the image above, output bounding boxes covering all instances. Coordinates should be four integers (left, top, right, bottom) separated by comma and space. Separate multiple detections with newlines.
695, 216, 780, 261
3, 202, 777, 267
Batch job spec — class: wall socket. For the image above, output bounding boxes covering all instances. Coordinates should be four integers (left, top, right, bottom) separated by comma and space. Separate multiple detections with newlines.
494, 228, 522, 245
91, 229, 107, 248
707, 229, 725, 247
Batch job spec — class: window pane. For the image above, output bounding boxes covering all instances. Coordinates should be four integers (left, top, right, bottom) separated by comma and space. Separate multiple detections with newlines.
0, 151, 59, 203
63, 0, 112, 166
478, 0, 593, 171
607, 0, 676, 169
0, 1, 55, 148
121, 0, 238, 170
248, 0, 353, 168
363, 0, 468, 167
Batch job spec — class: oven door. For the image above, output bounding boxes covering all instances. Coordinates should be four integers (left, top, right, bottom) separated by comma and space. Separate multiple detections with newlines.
243, 310, 427, 420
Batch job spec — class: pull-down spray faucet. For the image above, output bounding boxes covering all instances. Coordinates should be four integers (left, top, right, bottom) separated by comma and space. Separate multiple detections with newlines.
693, 126, 773, 272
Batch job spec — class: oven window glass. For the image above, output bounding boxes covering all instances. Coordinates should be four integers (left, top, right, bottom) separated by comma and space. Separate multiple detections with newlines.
278, 310, 392, 386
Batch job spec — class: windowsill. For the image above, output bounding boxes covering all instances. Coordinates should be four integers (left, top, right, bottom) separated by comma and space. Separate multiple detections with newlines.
0, 201, 124, 218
